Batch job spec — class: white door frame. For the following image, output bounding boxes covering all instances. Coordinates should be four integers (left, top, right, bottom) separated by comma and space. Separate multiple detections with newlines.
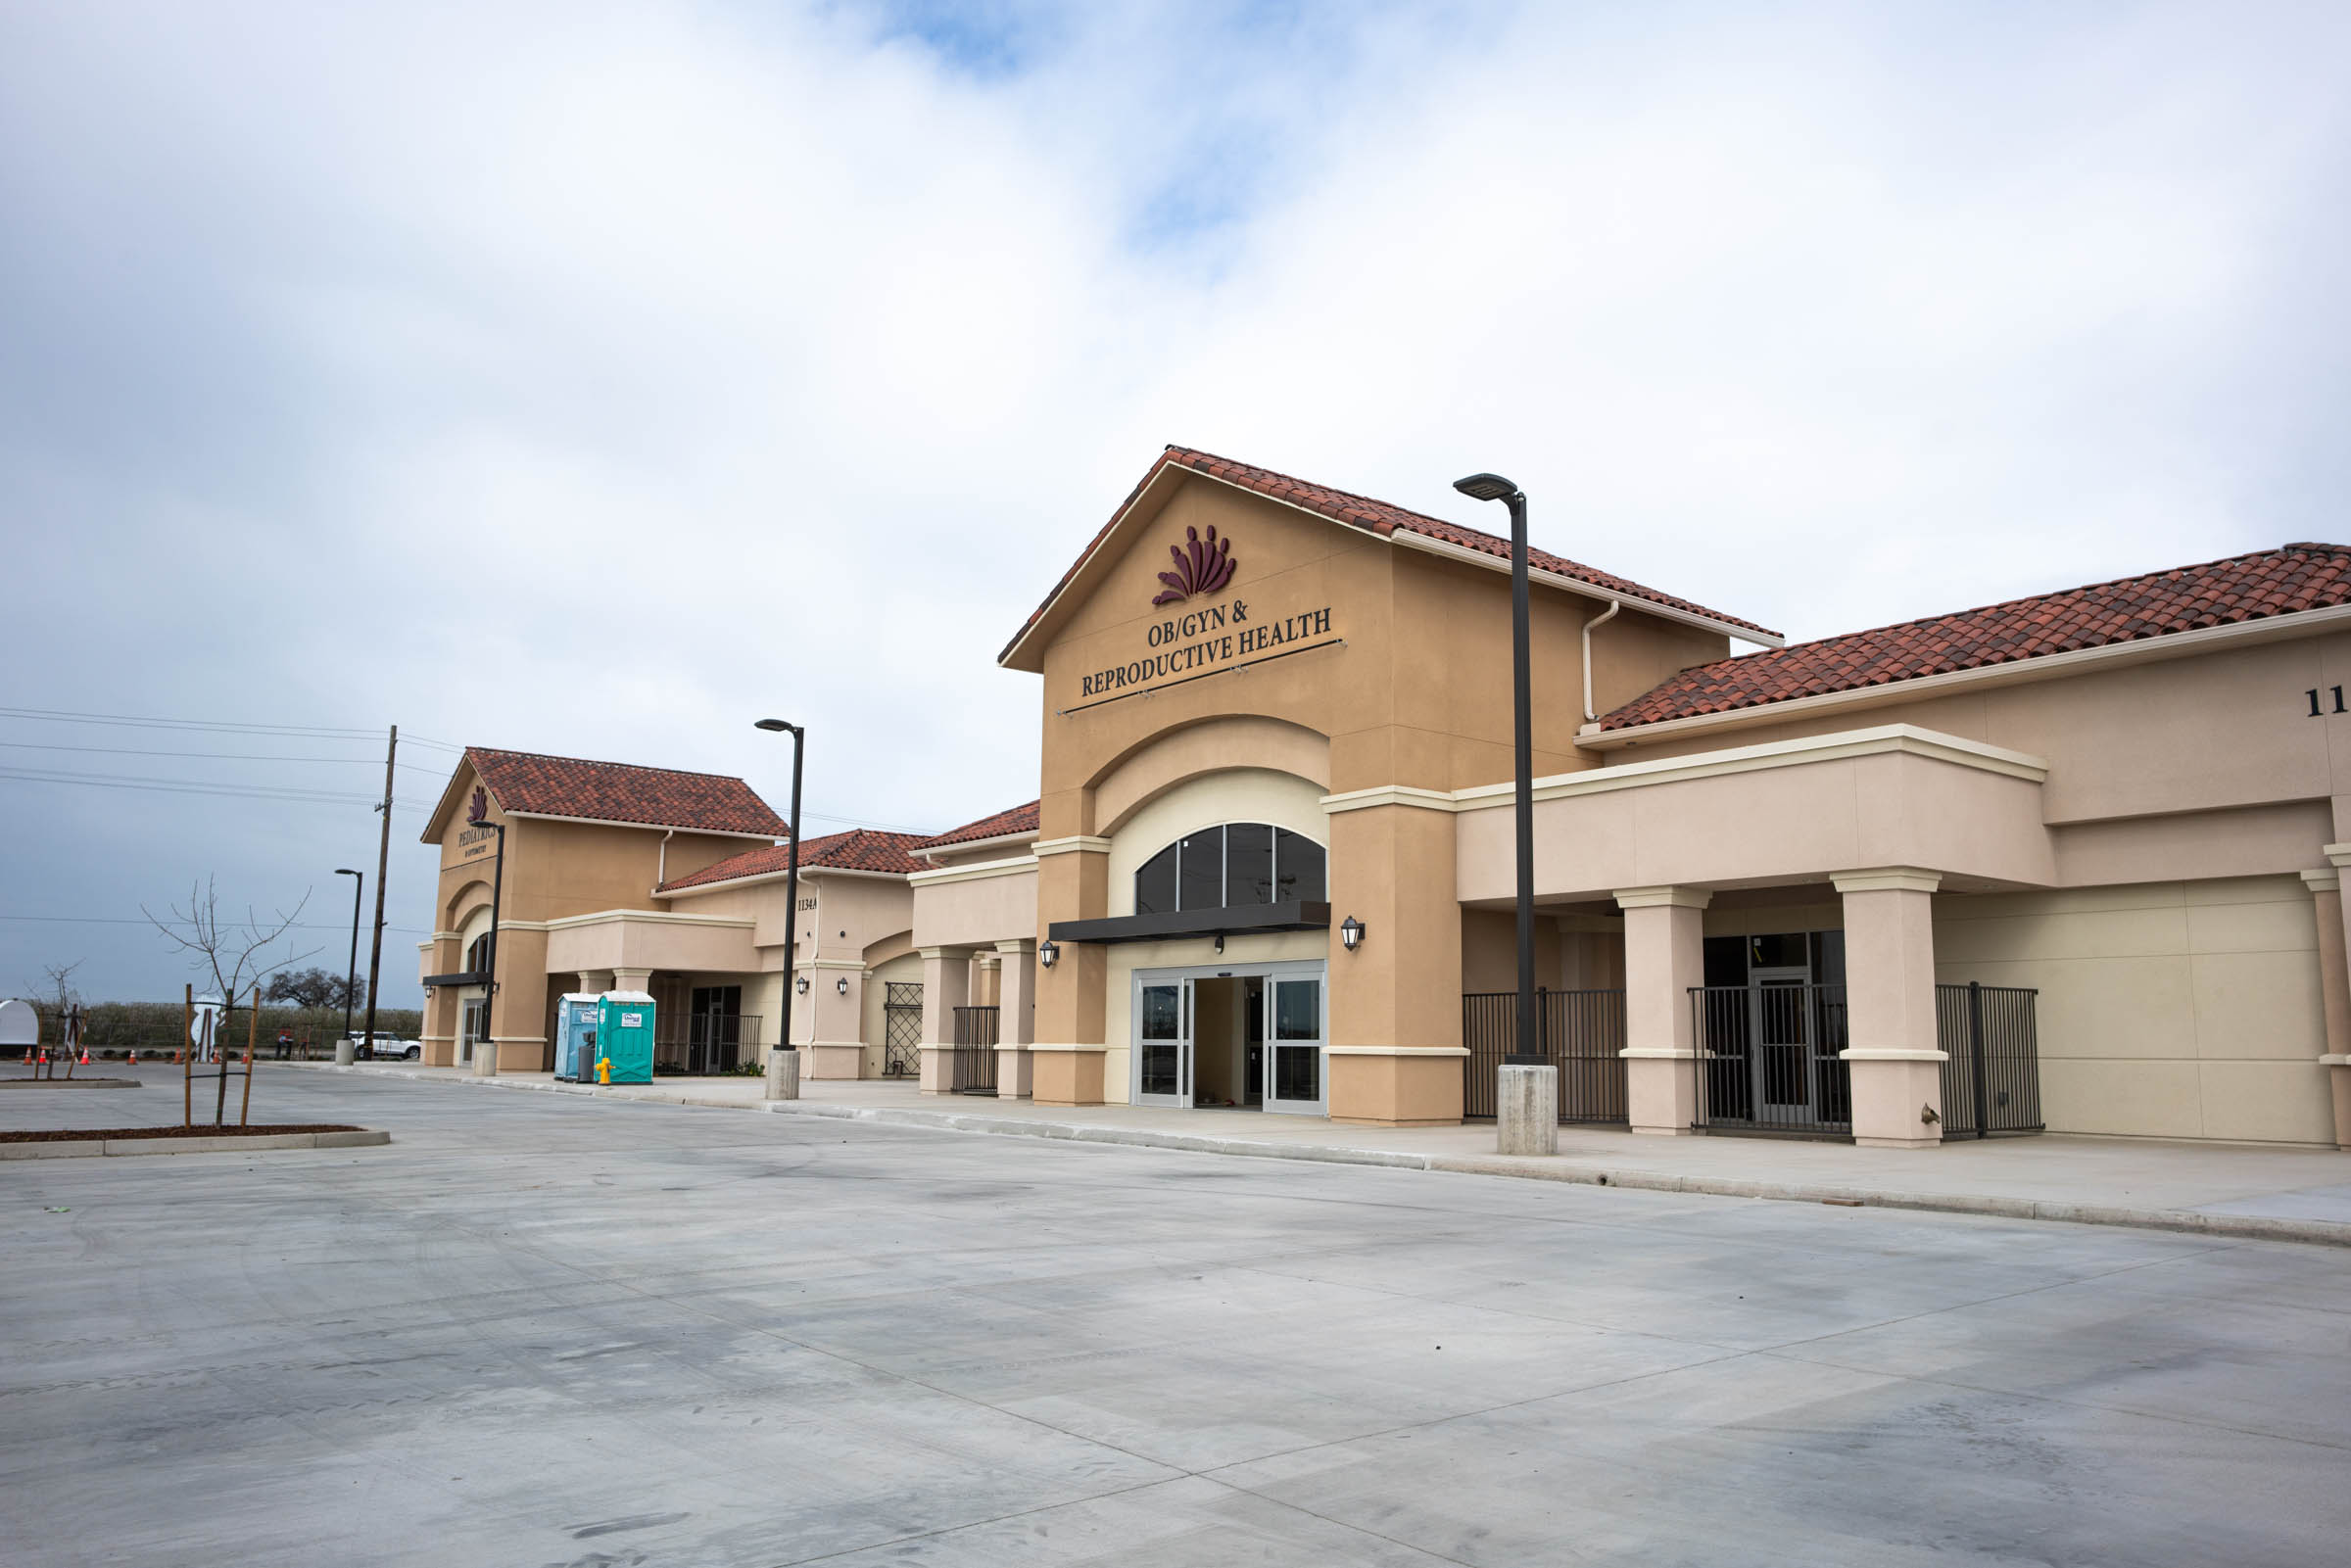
1130, 960, 1327, 1116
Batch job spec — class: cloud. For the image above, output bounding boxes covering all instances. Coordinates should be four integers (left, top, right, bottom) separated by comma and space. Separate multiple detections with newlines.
3, 1, 2345, 1000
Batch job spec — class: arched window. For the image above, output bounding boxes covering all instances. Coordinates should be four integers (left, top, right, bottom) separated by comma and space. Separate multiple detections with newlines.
465, 931, 495, 973
1134, 824, 1325, 915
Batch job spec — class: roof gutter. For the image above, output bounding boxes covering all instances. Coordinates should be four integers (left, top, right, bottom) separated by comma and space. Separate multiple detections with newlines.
1581, 598, 1621, 721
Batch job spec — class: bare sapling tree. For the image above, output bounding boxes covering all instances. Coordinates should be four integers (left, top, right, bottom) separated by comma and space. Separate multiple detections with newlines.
144, 877, 321, 1011
40, 959, 85, 1016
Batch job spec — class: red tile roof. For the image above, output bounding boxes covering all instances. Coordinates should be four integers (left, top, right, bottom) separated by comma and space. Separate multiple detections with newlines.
656, 829, 931, 892
916, 799, 1040, 853
465, 747, 787, 836
1001, 446, 1778, 662
1597, 543, 2351, 732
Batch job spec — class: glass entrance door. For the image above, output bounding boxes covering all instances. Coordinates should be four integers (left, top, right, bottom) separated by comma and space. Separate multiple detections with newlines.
1263, 974, 1325, 1116
1135, 977, 1191, 1108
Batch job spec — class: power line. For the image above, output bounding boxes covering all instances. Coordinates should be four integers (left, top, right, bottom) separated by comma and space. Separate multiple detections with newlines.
0, 740, 443, 773
0, 706, 387, 739
0, 914, 431, 935
0, 769, 428, 811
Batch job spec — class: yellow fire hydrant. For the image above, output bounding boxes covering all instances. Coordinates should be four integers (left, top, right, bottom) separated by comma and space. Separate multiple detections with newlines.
597, 1057, 611, 1084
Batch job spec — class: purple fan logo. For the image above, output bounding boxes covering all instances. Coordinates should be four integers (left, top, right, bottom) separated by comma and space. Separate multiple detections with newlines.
1153, 525, 1236, 607
467, 786, 489, 824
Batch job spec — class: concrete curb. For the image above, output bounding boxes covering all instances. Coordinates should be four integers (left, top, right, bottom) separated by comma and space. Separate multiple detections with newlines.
292, 1062, 2351, 1249
0, 1077, 140, 1089
0, 1129, 390, 1160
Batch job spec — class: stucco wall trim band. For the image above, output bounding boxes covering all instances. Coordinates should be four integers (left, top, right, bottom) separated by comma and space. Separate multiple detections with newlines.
544, 909, 757, 931
1325, 1046, 1471, 1057
906, 854, 1041, 887
1320, 785, 1458, 816
1033, 835, 1113, 857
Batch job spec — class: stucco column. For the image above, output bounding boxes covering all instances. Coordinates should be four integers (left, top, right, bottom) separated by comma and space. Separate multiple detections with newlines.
918, 947, 969, 1095
1031, 834, 1110, 1106
1614, 886, 1709, 1135
994, 939, 1035, 1099
802, 961, 867, 1080
575, 970, 614, 997
2313, 854, 2351, 1150
1834, 869, 1945, 1150
1325, 801, 1466, 1126
610, 967, 652, 993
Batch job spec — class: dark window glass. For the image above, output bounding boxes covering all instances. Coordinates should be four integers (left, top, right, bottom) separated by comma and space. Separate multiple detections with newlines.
1139, 983, 1181, 1040
1226, 824, 1273, 905
1273, 978, 1319, 1040
1274, 830, 1325, 903
1810, 928, 1846, 986
1178, 826, 1224, 910
1274, 1046, 1319, 1101
1702, 935, 1747, 988
1750, 932, 1807, 971
1135, 843, 1177, 915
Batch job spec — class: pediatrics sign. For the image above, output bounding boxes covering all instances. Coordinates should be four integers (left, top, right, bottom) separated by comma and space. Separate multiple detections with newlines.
1074, 526, 1337, 708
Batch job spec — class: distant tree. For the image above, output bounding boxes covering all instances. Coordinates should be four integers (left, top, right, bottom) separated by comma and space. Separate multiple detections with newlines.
143, 877, 319, 1006
264, 967, 354, 1011
40, 959, 85, 1015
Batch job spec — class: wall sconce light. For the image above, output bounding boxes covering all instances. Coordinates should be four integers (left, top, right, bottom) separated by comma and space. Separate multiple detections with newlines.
794, 974, 810, 995
1038, 939, 1059, 970
836, 975, 850, 996
1339, 916, 1365, 952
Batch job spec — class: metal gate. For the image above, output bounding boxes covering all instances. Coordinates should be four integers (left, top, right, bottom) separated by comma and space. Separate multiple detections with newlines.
1461, 990, 1628, 1122
952, 1006, 999, 1094
882, 982, 923, 1077
1936, 981, 2044, 1136
1691, 983, 1852, 1134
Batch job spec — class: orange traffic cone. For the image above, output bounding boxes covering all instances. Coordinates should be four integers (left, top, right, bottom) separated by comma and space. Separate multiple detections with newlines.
78, 1048, 90, 1066
126, 1050, 138, 1067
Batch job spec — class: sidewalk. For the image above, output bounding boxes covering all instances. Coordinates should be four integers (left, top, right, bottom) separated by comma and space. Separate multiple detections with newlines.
304, 1062, 2351, 1247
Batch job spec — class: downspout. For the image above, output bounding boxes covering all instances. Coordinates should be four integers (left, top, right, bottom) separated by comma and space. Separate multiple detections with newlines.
1582, 598, 1622, 722
656, 827, 676, 889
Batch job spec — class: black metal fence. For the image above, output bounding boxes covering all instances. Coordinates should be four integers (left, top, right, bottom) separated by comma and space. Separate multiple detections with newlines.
652, 1013, 759, 1076
883, 982, 924, 1077
1691, 983, 1852, 1134
1691, 981, 2043, 1139
1461, 989, 1628, 1123
952, 1006, 999, 1094
1937, 981, 2044, 1137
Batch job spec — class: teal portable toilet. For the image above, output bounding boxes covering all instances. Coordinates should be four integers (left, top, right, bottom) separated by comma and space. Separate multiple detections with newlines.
553, 994, 600, 1081
595, 991, 656, 1083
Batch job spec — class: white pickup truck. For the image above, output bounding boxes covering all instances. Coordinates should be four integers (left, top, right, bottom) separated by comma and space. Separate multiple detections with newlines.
345, 1033, 421, 1061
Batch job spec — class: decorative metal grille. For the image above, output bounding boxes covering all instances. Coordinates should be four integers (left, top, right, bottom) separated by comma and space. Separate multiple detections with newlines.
882, 982, 924, 1077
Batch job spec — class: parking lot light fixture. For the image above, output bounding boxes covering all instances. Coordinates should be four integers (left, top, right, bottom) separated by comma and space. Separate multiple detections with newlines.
755, 718, 805, 1098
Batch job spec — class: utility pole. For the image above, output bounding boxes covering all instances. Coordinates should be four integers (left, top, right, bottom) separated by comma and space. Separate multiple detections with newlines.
360, 725, 396, 1054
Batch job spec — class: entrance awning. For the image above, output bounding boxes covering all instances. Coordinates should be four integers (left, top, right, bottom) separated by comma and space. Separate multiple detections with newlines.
1047, 900, 1330, 946
421, 970, 491, 989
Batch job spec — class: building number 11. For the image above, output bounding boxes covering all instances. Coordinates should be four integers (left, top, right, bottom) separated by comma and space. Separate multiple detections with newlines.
2307, 687, 2346, 716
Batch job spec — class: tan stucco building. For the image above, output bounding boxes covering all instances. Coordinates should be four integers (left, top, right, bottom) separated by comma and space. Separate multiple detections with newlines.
420, 446, 2351, 1152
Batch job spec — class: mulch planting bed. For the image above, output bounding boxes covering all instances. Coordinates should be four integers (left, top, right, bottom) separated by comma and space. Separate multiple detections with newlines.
0, 1124, 362, 1143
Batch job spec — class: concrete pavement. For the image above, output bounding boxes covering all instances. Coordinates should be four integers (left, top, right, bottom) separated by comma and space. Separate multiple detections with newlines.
302, 1061, 2351, 1245
3, 1070, 2348, 1564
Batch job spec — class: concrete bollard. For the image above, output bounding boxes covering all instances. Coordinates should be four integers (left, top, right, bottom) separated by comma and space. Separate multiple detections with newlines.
473, 1040, 498, 1078
334, 1037, 356, 1068
765, 1046, 800, 1101
1497, 1063, 1559, 1157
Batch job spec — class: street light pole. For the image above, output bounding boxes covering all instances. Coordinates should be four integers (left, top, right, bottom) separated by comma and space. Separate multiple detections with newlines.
467, 801, 506, 1078
335, 868, 362, 1052
754, 718, 805, 1101
1454, 472, 1541, 1069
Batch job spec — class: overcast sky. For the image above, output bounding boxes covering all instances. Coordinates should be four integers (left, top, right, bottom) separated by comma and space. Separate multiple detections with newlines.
5, 1, 2347, 1009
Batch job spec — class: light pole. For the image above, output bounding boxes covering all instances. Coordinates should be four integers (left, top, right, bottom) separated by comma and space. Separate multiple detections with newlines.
754, 718, 804, 1100
1454, 472, 1542, 1072
335, 869, 362, 1054
467, 798, 506, 1077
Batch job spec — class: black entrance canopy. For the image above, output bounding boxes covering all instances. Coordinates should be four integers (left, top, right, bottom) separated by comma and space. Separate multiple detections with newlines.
1046, 900, 1331, 947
